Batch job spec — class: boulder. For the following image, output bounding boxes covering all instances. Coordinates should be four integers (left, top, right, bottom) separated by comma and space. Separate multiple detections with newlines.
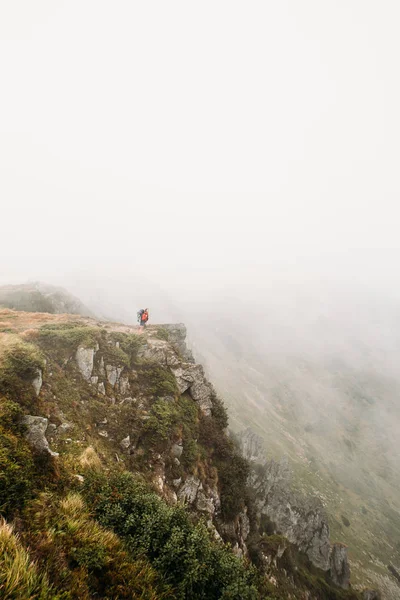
120, 435, 130, 450
31, 369, 43, 396
21, 415, 58, 457
98, 382, 106, 395
178, 476, 201, 505
106, 365, 123, 387
173, 364, 213, 415
171, 442, 183, 458
329, 543, 350, 589
75, 347, 95, 381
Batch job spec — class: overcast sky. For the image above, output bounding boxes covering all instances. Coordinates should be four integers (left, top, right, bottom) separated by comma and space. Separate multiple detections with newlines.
1, 1, 400, 295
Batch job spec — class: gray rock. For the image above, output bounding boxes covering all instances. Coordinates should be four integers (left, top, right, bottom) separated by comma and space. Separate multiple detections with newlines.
171, 442, 183, 458
237, 428, 267, 464
106, 365, 123, 387
21, 415, 58, 457
172, 478, 182, 488
120, 435, 130, 449
99, 356, 106, 377
75, 347, 95, 381
250, 456, 331, 571
91, 375, 99, 385
98, 382, 106, 395
31, 369, 43, 396
98, 430, 108, 438
119, 376, 130, 395
196, 490, 215, 515
329, 543, 350, 589
362, 590, 381, 600
173, 364, 213, 415
178, 476, 201, 504
173, 458, 180, 466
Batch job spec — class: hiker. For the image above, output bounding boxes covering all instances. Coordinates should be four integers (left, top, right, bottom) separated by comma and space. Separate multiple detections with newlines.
137, 308, 149, 327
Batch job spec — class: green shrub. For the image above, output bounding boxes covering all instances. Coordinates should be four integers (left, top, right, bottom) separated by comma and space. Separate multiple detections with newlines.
82, 470, 260, 600
198, 417, 249, 520
0, 336, 45, 400
108, 332, 143, 366
138, 363, 178, 397
0, 402, 34, 517
24, 492, 173, 599
38, 323, 99, 357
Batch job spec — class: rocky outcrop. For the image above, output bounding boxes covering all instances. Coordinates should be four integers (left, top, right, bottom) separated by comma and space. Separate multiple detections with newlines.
329, 543, 350, 589
138, 329, 214, 415
237, 428, 267, 465
159, 324, 195, 363
75, 347, 95, 381
178, 476, 220, 518
240, 428, 351, 586
21, 415, 58, 457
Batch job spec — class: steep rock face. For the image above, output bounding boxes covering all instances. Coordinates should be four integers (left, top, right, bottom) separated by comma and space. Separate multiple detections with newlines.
237, 427, 268, 465
239, 428, 350, 582
330, 543, 351, 589
138, 327, 214, 415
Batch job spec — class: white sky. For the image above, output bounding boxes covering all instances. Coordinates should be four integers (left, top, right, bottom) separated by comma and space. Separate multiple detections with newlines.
1, 1, 400, 292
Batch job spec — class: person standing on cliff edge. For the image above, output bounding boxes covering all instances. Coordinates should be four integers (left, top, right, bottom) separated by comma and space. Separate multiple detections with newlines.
137, 308, 149, 328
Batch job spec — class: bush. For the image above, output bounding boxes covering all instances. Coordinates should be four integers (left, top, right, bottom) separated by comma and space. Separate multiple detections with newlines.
38, 323, 99, 357
0, 336, 45, 400
138, 363, 178, 397
82, 470, 260, 600
24, 492, 173, 599
0, 398, 34, 517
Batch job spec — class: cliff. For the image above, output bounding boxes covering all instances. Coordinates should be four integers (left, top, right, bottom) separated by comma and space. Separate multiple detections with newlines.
0, 306, 372, 599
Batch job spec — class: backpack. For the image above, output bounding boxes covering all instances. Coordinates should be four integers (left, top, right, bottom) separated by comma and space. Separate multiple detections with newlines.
142, 311, 149, 322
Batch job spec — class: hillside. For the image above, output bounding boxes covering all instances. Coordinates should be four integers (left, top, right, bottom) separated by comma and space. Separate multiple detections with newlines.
184, 294, 400, 600
0, 306, 376, 599
0, 282, 94, 317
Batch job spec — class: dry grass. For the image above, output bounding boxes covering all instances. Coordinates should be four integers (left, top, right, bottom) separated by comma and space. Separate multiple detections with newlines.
0, 518, 52, 599
78, 447, 102, 471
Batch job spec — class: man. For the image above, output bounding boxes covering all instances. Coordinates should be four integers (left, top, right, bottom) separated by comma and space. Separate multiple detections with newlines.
137, 308, 149, 327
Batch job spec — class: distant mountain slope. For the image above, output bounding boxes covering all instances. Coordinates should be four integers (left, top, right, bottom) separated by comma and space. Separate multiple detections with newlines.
0, 282, 94, 316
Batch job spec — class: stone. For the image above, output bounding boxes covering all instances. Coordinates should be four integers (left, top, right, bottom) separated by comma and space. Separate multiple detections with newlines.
238, 428, 267, 464
196, 490, 215, 515
178, 476, 201, 505
119, 376, 130, 395
120, 435, 130, 450
362, 591, 381, 600
172, 364, 213, 415
91, 375, 99, 385
98, 430, 108, 438
75, 347, 95, 381
21, 415, 58, 457
98, 382, 106, 395
171, 442, 183, 458
58, 422, 73, 434
329, 543, 350, 589
172, 478, 182, 488
75, 474, 84, 483
31, 369, 42, 396
99, 356, 106, 377
106, 365, 123, 387
250, 455, 332, 571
